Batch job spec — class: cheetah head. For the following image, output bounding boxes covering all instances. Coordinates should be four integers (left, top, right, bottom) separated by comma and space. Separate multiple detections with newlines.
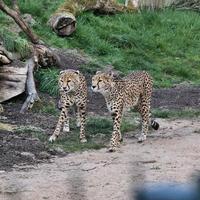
59, 69, 80, 93
91, 71, 115, 94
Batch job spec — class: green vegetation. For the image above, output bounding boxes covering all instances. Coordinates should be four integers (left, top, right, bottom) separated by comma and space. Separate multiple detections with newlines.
32, 8, 200, 88
56, 116, 136, 152
35, 68, 60, 96
15, 116, 137, 152
152, 108, 200, 119
32, 99, 60, 116
0, 12, 30, 58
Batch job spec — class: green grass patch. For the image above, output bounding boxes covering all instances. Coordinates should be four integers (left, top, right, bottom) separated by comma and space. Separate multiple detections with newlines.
35, 68, 60, 96
0, 27, 30, 58
39, 115, 137, 152
30, 98, 60, 116
27, 7, 200, 88
152, 108, 200, 119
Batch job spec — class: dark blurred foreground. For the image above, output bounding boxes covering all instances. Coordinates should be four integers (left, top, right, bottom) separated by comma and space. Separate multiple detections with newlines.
135, 177, 200, 200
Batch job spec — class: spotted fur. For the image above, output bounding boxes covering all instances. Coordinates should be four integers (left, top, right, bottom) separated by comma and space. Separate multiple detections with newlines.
91, 70, 159, 151
49, 69, 87, 143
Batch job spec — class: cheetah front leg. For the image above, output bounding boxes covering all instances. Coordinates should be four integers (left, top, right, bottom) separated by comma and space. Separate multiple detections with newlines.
76, 106, 81, 128
49, 106, 67, 142
78, 105, 87, 143
63, 109, 70, 133
109, 106, 123, 152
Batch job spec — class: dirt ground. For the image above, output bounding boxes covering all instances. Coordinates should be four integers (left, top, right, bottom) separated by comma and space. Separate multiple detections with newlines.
0, 118, 200, 200
0, 86, 200, 199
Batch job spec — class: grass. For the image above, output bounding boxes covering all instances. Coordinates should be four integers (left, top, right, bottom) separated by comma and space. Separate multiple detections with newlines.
49, 115, 137, 152
16, 115, 136, 152
32, 8, 200, 88
15, 107, 200, 152
32, 100, 60, 116
0, 27, 30, 58
152, 108, 200, 119
35, 68, 60, 96
32, 8, 200, 94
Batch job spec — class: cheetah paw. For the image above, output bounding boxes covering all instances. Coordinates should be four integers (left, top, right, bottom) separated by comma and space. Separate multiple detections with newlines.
49, 135, 57, 142
80, 138, 87, 143
63, 126, 70, 133
108, 146, 116, 152
137, 134, 146, 143
76, 120, 81, 128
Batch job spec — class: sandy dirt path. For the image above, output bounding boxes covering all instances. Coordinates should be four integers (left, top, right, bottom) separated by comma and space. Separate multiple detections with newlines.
0, 118, 200, 200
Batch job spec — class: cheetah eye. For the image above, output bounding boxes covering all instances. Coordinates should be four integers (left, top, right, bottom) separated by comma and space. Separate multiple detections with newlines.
98, 79, 102, 82
67, 80, 71, 83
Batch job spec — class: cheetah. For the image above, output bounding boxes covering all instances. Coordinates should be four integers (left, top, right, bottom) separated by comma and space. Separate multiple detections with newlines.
91, 70, 159, 151
49, 69, 87, 143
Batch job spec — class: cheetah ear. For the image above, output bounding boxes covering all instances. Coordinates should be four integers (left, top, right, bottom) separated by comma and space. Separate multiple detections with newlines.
60, 70, 65, 75
74, 70, 79, 74
96, 71, 101, 75
108, 71, 114, 78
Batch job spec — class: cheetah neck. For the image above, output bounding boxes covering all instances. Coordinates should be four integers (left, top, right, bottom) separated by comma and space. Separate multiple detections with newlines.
103, 80, 125, 103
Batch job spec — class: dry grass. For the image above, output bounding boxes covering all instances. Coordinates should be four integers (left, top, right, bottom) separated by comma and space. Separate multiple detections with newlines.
138, 0, 175, 9
172, 0, 200, 11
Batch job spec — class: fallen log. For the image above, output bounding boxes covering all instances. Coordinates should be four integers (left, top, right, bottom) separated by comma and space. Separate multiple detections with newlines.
48, 12, 76, 37
0, 60, 27, 103
48, 0, 137, 37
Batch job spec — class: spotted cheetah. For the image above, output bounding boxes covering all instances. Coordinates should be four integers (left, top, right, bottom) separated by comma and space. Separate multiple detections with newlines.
91, 70, 159, 151
49, 69, 87, 143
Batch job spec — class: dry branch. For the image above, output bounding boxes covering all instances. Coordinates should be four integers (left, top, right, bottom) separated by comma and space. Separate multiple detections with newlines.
20, 58, 39, 113
172, 0, 200, 11
0, 0, 39, 44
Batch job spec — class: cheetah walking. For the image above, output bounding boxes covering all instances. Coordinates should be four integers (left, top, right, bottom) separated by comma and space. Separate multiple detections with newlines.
91, 70, 159, 151
49, 69, 87, 143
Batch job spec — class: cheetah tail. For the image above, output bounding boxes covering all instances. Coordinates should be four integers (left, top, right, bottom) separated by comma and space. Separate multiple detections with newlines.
151, 119, 159, 130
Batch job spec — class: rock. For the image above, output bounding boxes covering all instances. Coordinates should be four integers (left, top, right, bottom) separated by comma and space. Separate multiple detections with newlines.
23, 14, 36, 26
38, 151, 51, 159
20, 152, 35, 160
54, 147, 65, 154
82, 163, 97, 171
0, 122, 17, 132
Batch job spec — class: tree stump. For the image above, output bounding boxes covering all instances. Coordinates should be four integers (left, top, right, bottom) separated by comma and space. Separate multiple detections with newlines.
48, 12, 76, 37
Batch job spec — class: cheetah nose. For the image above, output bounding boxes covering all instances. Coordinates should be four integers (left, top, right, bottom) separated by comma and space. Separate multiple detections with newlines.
63, 87, 67, 90
92, 85, 96, 89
